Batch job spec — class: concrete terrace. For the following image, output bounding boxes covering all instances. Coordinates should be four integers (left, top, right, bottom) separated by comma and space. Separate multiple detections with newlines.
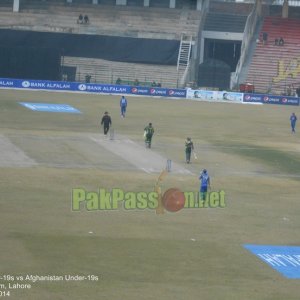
63, 56, 183, 88
0, 3, 201, 40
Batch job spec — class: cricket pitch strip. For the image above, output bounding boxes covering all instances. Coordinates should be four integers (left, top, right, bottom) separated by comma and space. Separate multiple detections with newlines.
89, 134, 193, 175
0, 131, 193, 175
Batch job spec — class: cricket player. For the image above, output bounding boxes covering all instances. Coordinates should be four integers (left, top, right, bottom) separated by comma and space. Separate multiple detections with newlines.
185, 137, 194, 163
144, 123, 154, 148
290, 112, 297, 133
120, 95, 127, 118
101, 111, 112, 136
199, 169, 210, 200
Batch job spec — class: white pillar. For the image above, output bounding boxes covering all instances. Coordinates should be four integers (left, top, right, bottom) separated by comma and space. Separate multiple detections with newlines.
144, 0, 150, 7
170, 0, 175, 9
256, 0, 262, 17
13, 0, 20, 12
196, 0, 202, 11
92, 0, 98, 4
282, 0, 289, 18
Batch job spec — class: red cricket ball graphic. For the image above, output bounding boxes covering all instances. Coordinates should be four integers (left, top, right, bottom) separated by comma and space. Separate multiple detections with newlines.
162, 188, 185, 212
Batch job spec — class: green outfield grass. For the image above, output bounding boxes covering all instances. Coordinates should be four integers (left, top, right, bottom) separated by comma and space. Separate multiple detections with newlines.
0, 89, 299, 300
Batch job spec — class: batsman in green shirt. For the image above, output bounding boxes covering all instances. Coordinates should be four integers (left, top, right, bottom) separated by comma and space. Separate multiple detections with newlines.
144, 123, 154, 148
185, 137, 194, 163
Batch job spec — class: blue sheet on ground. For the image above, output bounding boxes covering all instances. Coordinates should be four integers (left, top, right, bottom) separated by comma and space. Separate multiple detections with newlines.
244, 244, 300, 279
19, 102, 81, 113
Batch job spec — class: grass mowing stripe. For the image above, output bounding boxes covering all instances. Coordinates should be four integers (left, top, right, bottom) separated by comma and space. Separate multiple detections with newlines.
212, 142, 300, 177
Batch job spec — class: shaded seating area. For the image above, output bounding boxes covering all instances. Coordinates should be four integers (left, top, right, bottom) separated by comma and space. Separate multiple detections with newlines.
246, 16, 300, 95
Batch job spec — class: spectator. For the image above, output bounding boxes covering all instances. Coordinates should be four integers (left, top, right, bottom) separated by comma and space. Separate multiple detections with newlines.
116, 77, 121, 85
77, 14, 83, 24
157, 82, 161, 87
151, 81, 157, 87
133, 79, 139, 86
274, 38, 279, 46
279, 37, 284, 46
84, 15, 89, 24
262, 32, 268, 45
286, 85, 292, 96
85, 74, 91, 83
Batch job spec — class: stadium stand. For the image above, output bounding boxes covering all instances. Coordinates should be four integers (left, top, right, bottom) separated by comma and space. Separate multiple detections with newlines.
0, 1, 201, 87
246, 16, 300, 95
0, 0, 13, 11
2, 3, 200, 39
8, 1, 300, 93
62, 56, 181, 87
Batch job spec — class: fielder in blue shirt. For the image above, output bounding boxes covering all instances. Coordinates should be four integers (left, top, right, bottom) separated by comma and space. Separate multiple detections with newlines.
199, 169, 211, 200
120, 95, 127, 118
290, 112, 297, 133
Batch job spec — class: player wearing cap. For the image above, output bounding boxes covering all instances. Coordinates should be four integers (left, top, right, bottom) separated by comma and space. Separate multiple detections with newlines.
101, 111, 112, 136
199, 169, 211, 200
120, 95, 127, 118
144, 123, 154, 148
290, 112, 297, 133
185, 137, 194, 163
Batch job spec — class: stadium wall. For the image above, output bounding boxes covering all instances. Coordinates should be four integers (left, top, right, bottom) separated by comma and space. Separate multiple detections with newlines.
0, 77, 298, 106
